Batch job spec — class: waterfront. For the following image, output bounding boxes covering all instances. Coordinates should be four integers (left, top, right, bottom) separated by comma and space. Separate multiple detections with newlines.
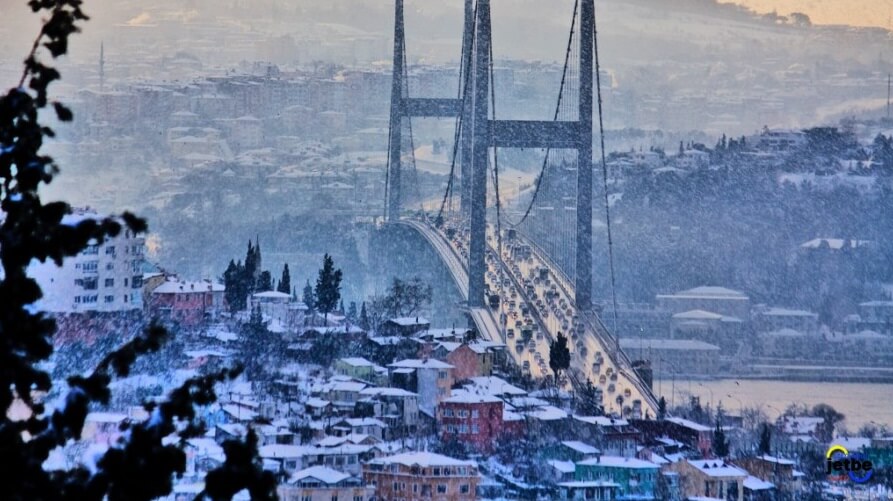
655, 379, 893, 431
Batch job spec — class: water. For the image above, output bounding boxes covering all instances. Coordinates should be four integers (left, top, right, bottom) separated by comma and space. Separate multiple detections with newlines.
654, 379, 893, 431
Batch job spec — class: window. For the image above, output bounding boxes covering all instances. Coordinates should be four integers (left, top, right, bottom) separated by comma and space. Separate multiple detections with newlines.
438, 371, 447, 379
83, 245, 99, 255
471, 409, 479, 418
74, 296, 81, 304
106, 262, 114, 270
123, 295, 129, 303
132, 261, 141, 273
104, 278, 114, 287
437, 484, 447, 494
124, 278, 128, 287
443, 408, 453, 417
354, 496, 364, 501
471, 424, 479, 434
460, 484, 470, 494
459, 424, 468, 433
330, 495, 338, 501
81, 261, 98, 273
302, 496, 312, 501
433, 467, 441, 476
104, 296, 114, 303
105, 246, 115, 255
132, 275, 143, 288
393, 482, 400, 491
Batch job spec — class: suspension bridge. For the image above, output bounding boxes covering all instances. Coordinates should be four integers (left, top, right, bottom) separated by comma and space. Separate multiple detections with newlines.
383, 0, 657, 418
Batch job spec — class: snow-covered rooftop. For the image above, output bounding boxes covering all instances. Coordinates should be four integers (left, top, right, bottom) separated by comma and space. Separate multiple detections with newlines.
368, 451, 475, 468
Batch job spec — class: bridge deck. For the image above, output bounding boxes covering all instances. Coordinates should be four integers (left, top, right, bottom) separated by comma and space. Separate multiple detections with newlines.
403, 219, 658, 418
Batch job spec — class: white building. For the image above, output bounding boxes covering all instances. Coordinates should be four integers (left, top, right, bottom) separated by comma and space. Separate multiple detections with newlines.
29, 209, 145, 313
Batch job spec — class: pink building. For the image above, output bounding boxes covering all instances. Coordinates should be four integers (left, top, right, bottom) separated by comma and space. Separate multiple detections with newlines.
437, 392, 504, 453
147, 278, 226, 327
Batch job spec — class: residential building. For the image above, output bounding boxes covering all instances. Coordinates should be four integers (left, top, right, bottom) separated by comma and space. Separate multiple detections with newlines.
147, 278, 226, 328
666, 459, 747, 501
29, 209, 145, 313
363, 451, 479, 501
277, 466, 374, 501
619, 338, 721, 377
437, 392, 504, 453
388, 359, 454, 415
735, 455, 801, 498
752, 306, 819, 334
656, 286, 751, 320
574, 456, 660, 500
381, 317, 431, 337
634, 418, 713, 458
432, 342, 500, 380
358, 387, 420, 432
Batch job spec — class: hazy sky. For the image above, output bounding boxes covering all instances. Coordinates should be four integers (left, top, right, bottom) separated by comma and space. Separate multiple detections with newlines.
731, 0, 893, 29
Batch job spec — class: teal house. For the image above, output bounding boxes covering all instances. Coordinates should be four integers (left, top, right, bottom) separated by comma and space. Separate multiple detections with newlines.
575, 455, 659, 500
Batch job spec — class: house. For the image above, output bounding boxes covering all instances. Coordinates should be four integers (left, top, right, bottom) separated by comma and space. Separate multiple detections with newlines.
381, 317, 431, 337
669, 310, 744, 352
557, 480, 621, 501
147, 278, 226, 327
545, 441, 601, 463
388, 358, 454, 415
247, 290, 305, 331
330, 418, 388, 441
574, 456, 660, 500
666, 459, 747, 501
635, 418, 713, 458
277, 466, 374, 501
752, 306, 818, 334
334, 357, 377, 380
359, 387, 420, 433
656, 286, 751, 321
432, 342, 499, 380
437, 392, 505, 453
735, 455, 800, 497
574, 416, 642, 458
363, 451, 479, 501
618, 338, 721, 377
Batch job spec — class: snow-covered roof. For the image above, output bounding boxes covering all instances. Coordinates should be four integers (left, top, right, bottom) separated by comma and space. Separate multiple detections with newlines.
444, 391, 502, 404
687, 460, 748, 478
368, 451, 475, 468
548, 460, 576, 474
561, 441, 600, 455
756, 455, 795, 465
390, 358, 454, 369
558, 480, 620, 488
577, 456, 659, 469
618, 338, 720, 351
658, 286, 748, 300
338, 357, 375, 367
153, 278, 224, 294
672, 309, 724, 320
744, 475, 775, 491
574, 415, 630, 427
666, 417, 712, 432
251, 291, 291, 299
463, 376, 527, 396
288, 466, 350, 485
86, 412, 128, 424
360, 387, 417, 398
387, 317, 430, 326
525, 405, 567, 421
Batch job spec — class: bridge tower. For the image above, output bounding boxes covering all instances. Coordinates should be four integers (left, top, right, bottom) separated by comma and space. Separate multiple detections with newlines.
386, 0, 475, 221
466, 0, 594, 310
386, 0, 596, 311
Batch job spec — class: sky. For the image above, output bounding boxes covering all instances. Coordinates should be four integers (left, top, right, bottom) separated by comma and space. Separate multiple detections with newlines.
730, 0, 893, 29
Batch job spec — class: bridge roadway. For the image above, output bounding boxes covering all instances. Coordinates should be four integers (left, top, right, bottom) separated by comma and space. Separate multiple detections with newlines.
402, 218, 658, 418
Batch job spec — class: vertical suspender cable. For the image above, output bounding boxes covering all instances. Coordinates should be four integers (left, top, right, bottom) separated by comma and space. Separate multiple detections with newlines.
593, 1, 620, 341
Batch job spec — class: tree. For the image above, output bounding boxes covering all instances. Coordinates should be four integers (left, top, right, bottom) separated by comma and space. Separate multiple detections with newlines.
347, 301, 358, 322
314, 253, 343, 324
277, 263, 291, 294
0, 4, 275, 499
812, 403, 845, 443
713, 420, 730, 458
223, 259, 247, 311
549, 332, 571, 382
576, 379, 603, 416
256, 270, 273, 292
658, 396, 668, 420
359, 301, 370, 331
302, 279, 315, 310
380, 277, 433, 318
758, 422, 772, 455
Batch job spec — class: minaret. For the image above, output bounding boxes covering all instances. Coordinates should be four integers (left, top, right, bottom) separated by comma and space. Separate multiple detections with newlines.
99, 41, 105, 92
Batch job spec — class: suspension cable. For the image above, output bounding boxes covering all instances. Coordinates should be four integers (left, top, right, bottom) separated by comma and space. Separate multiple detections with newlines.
500, 0, 579, 228
593, 2, 620, 337
437, 1, 478, 224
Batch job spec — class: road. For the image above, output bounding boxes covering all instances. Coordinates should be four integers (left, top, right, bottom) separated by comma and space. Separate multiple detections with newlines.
404, 217, 657, 418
